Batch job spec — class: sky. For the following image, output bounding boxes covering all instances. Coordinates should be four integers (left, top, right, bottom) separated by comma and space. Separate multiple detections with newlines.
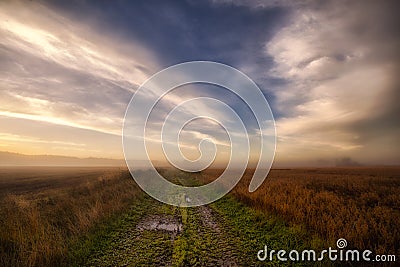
0, 0, 399, 167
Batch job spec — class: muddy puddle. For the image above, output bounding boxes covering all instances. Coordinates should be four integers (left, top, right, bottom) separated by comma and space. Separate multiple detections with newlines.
136, 215, 182, 234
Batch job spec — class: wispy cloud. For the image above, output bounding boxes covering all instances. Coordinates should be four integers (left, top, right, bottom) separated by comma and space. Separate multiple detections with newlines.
1, 0, 398, 165
264, 0, 400, 165
0, 0, 158, 158
0, 0, 158, 137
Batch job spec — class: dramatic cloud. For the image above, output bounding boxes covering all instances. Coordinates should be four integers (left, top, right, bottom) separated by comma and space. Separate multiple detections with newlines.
0, 0, 398, 166
0, 0, 160, 138
0, 1, 253, 162
0, 1, 158, 157
264, 0, 400, 165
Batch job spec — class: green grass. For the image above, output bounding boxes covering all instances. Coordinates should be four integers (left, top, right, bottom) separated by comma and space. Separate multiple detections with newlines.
171, 207, 187, 266
70, 171, 335, 266
211, 195, 332, 266
75, 193, 332, 266
68, 193, 150, 266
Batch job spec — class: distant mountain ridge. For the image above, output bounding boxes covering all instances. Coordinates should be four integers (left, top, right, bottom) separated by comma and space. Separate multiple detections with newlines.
0, 151, 125, 166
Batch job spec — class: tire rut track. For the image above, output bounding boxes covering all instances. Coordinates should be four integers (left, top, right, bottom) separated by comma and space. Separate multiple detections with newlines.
85, 196, 239, 266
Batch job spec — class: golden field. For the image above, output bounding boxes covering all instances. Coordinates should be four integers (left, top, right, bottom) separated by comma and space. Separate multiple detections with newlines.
202, 167, 400, 256
0, 167, 140, 266
0, 166, 399, 266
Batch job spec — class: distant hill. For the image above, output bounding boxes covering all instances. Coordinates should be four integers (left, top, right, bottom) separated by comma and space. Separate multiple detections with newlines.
0, 151, 126, 167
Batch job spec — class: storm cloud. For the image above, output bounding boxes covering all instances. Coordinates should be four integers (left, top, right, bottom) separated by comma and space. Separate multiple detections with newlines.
0, 0, 398, 165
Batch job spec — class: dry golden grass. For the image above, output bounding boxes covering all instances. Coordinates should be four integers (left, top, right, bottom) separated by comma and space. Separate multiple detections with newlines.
0, 167, 140, 267
2, 166, 399, 265
203, 167, 400, 256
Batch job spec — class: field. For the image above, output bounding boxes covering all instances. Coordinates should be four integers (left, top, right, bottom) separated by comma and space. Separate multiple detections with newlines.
222, 167, 400, 255
0, 167, 399, 266
0, 167, 141, 266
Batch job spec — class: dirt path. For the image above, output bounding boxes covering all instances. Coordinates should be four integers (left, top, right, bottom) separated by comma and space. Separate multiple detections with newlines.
85, 196, 240, 266
80, 171, 325, 266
